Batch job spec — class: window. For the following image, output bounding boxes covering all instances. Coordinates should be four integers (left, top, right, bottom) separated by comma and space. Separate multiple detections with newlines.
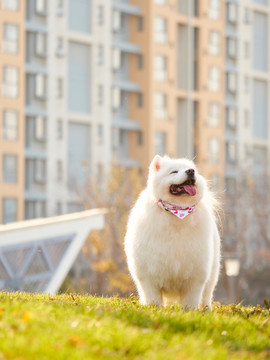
3, 155, 17, 183
155, 131, 166, 155
226, 177, 237, 196
3, 23, 18, 53
154, 92, 167, 120
253, 147, 267, 181
138, 55, 143, 69
56, 202, 62, 215
56, 37, 64, 57
57, 78, 63, 98
253, 0, 268, 5
57, 119, 63, 139
67, 203, 84, 213
253, 12, 268, 71
56, 160, 62, 181
97, 124, 103, 145
209, 0, 220, 19
97, 6, 104, 25
154, 55, 167, 82
69, 0, 91, 33
35, 33, 46, 57
112, 10, 122, 31
208, 137, 219, 163
226, 142, 237, 163
244, 110, 250, 127
137, 93, 143, 108
2, 198, 17, 224
2, 0, 18, 11
112, 48, 121, 70
227, 3, 237, 24
244, 76, 249, 93
208, 103, 220, 127
226, 72, 237, 93
112, 87, 121, 108
138, 17, 143, 32
209, 30, 220, 56
35, 0, 47, 14
34, 160, 46, 183
3, 110, 18, 141
137, 131, 143, 146
154, 17, 167, 43
112, 128, 118, 150
25, 201, 46, 219
35, 116, 46, 141
57, 0, 64, 14
2, 66, 18, 98
35, 74, 46, 98
68, 123, 91, 187
244, 8, 252, 24
244, 41, 250, 59
226, 107, 237, 127
226, 38, 237, 59
209, 66, 220, 92
68, 42, 90, 113
98, 85, 103, 105
253, 80, 268, 139
97, 45, 104, 65
210, 174, 220, 191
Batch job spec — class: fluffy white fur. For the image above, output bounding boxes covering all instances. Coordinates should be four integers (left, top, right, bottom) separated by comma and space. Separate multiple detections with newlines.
124, 155, 221, 309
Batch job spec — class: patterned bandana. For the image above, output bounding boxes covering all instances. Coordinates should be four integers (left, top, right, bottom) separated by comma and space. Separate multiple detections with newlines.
157, 200, 195, 220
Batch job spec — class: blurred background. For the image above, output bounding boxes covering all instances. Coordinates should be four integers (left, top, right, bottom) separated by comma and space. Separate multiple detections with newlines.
0, 0, 270, 305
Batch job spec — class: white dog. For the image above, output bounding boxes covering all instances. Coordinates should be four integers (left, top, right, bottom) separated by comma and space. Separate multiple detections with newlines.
124, 155, 221, 309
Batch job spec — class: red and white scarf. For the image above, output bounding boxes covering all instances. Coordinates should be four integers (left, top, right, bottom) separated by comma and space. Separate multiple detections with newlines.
157, 200, 195, 219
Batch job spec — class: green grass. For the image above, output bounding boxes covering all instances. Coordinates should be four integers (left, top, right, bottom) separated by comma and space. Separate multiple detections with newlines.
0, 292, 269, 360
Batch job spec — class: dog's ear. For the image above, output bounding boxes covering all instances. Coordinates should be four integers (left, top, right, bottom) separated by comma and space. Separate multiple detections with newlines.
151, 155, 162, 171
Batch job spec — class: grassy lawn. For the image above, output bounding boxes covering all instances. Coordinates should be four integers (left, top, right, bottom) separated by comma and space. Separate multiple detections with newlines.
0, 292, 269, 359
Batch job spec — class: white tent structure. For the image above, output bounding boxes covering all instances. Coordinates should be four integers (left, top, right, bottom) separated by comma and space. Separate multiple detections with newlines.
0, 209, 106, 293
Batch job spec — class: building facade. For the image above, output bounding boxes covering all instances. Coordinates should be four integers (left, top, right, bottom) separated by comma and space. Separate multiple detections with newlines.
0, 0, 25, 223
24, 0, 114, 218
1, 0, 270, 223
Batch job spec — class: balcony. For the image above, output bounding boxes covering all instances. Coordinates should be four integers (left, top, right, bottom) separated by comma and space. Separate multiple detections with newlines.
25, 106, 47, 117
112, 41, 141, 54
25, 63, 47, 75
112, 117, 140, 131
26, 21, 47, 34
25, 148, 47, 160
112, 80, 140, 93
24, 190, 47, 202
117, 158, 140, 168
113, 1, 141, 16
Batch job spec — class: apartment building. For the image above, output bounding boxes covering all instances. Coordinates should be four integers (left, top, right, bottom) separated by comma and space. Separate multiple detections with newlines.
224, 0, 270, 253
0, 0, 25, 223
0, 0, 225, 222
125, 0, 225, 188
24, 0, 114, 218
2, 0, 270, 223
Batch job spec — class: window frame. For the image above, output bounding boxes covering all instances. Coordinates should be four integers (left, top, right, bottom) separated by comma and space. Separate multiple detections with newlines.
2, 66, 18, 98
3, 110, 18, 141
3, 154, 17, 184
154, 16, 167, 44
3, 23, 18, 54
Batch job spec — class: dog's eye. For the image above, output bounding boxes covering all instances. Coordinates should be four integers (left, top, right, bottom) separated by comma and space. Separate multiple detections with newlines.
170, 170, 178, 175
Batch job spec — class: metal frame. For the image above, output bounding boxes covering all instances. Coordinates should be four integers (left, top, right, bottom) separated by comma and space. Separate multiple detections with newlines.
0, 209, 106, 293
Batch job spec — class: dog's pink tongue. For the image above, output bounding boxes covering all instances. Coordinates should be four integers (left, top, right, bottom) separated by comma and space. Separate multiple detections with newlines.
182, 185, 197, 196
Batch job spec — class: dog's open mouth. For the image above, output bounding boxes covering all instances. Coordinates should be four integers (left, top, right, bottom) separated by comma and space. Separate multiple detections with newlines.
169, 179, 197, 196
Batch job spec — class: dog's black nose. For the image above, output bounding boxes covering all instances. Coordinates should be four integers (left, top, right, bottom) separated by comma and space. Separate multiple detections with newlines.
186, 168, 195, 177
